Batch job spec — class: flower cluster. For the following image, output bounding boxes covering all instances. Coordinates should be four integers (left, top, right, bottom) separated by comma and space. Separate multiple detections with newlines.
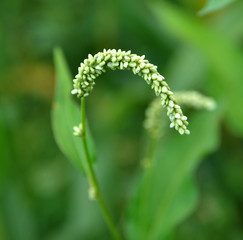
73, 123, 83, 137
72, 49, 189, 135
174, 91, 216, 110
144, 91, 216, 138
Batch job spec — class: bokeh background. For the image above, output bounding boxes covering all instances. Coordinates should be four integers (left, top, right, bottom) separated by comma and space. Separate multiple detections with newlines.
1, 0, 243, 239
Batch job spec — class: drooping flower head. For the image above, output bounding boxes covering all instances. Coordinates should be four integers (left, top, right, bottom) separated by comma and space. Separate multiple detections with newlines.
144, 91, 216, 139
72, 49, 190, 135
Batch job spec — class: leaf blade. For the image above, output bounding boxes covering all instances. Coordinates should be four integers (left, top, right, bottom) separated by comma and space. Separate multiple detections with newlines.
199, 0, 236, 16
126, 110, 221, 240
52, 47, 96, 174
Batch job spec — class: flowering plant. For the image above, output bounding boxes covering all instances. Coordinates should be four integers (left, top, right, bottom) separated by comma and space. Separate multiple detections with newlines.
52, 48, 217, 240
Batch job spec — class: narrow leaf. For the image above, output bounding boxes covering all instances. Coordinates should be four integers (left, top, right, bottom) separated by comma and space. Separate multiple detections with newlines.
52, 47, 96, 174
126, 110, 221, 240
199, 0, 236, 16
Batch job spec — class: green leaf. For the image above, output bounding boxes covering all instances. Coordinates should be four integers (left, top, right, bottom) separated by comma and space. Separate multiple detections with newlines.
126, 110, 221, 240
212, 0, 243, 42
199, 0, 236, 16
52, 47, 96, 174
149, 1, 243, 137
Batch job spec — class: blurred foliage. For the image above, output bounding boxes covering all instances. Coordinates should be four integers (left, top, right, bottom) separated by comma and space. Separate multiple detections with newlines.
0, 0, 243, 239
199, 0, 236, 15
126, 109, 221, 240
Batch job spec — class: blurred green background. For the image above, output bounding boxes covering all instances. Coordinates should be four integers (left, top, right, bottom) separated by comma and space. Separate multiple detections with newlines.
1, 0, 243, 239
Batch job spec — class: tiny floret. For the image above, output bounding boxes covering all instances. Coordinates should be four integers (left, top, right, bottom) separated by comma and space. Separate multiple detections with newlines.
71, 89, 78, 95
88, 185, 97, 200
73, 123, 84, 137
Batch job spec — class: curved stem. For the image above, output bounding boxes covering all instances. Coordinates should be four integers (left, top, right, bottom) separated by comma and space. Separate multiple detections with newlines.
80, 98, 122, 240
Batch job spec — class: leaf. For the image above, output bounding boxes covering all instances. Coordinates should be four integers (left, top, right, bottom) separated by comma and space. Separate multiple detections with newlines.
199, 0, 236, 16
148, 1, 243, 137
125, 110, 221, 240
211, 0, 243, 41
52, 47, 96, 174
153, 175, 199, 240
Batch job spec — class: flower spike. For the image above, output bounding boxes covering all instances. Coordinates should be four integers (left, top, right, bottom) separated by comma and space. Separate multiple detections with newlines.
72, 49, 189, 135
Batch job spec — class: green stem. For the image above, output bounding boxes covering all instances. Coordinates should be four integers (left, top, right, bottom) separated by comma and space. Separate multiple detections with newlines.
146, 138, 158, 166
139, 137, 158, 239
80, 98, 122, 240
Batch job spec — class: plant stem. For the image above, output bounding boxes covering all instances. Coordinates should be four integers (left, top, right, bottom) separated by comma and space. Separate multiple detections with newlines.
139, 137, 158, 239
146, 137, 158, 166
80, 98, 122, 240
